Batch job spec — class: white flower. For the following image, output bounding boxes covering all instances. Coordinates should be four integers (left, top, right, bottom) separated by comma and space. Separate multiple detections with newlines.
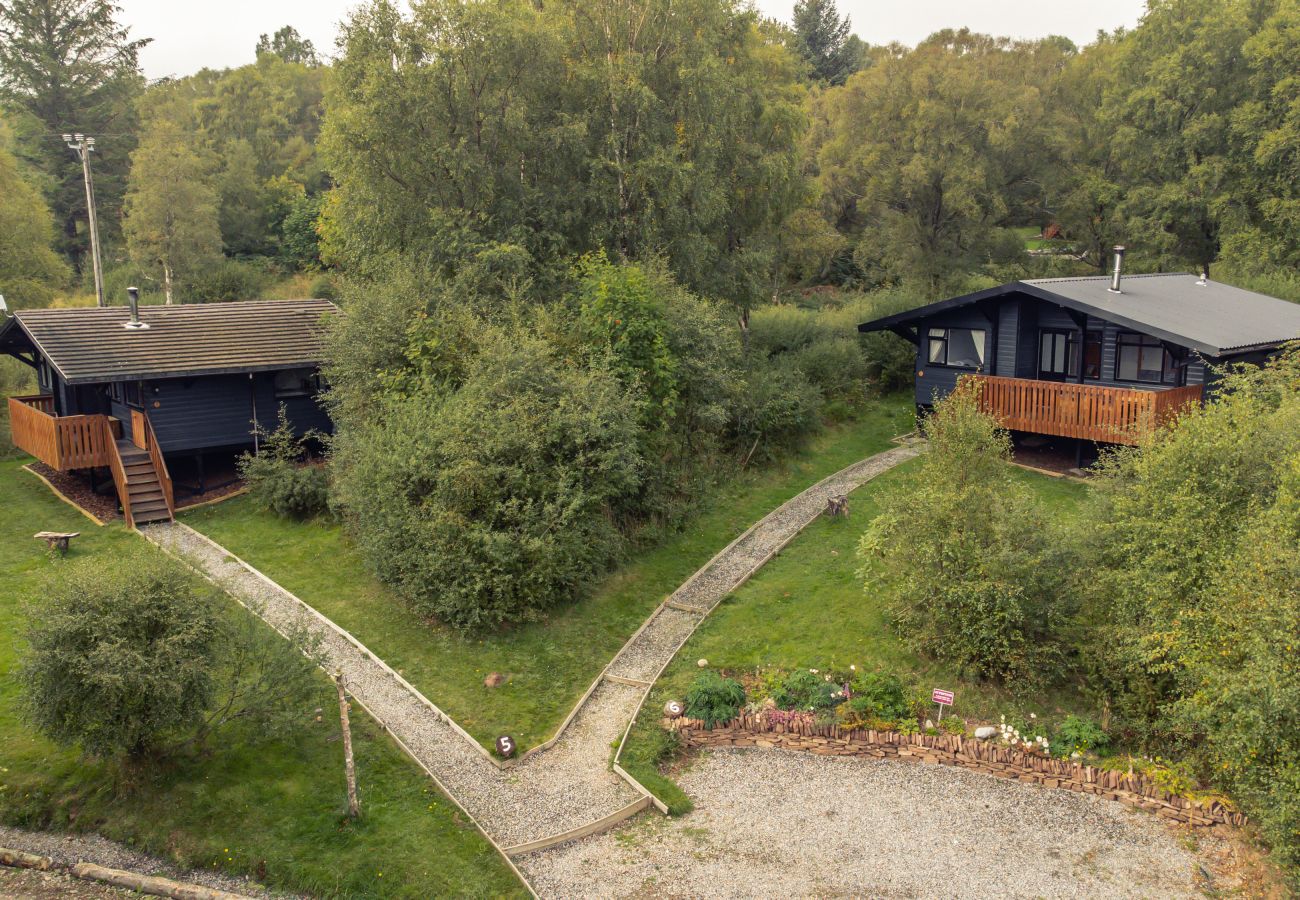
850, 665, 856, 671
1029, 713, 1037, 719
810, 668, 819, 674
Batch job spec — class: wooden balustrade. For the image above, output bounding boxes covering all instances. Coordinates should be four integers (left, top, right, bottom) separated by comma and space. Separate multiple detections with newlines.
966, 376, 1203, 445
141, 412, 175, 516
6, 395, 119, 469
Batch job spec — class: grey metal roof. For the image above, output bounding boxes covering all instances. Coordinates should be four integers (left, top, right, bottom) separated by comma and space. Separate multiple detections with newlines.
859, 273, 1300, 357
1, 299, 338, 385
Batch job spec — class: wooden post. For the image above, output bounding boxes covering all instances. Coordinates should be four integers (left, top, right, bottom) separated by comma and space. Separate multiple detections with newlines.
335, 672, 360, 819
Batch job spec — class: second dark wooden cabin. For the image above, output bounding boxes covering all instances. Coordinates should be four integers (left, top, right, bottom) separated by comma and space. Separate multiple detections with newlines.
1, 298, 337, 526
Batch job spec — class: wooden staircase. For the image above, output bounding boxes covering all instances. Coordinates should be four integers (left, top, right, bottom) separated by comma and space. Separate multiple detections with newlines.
117, 440, 173, 525
102, 413, 175, 529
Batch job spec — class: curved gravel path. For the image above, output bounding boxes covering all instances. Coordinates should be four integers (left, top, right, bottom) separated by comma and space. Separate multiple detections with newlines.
517, 748, 1212, 899
143, 443, 921, 867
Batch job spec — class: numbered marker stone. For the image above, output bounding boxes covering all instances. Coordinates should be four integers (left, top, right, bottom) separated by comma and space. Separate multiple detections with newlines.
495, 735, 516, 759
664, 700, 684, 718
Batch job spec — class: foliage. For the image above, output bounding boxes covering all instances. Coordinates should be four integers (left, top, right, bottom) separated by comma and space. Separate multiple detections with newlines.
123, 121, 222, 304
321, 0, 806, 304
255, 25, 318, 66
238, 406, 328, 519
0, 120, 68, 307
0, 0, 146, 263
1080, 348, 1300, 879
847, 671, 910, 720
19, 548, 221, 760
770, 668, 839, 711
728, 355, 822, 462
182, 258, 274, 304
860, 386, 1069, 686
332, 325, 643, 630
1052, 715, 1110, 758
685, 670, 746, 727
18, 547, 324, 763
789, 0, 865, 85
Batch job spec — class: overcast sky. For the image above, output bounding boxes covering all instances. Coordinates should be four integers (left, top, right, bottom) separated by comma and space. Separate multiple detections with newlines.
122, 0, 1147, 81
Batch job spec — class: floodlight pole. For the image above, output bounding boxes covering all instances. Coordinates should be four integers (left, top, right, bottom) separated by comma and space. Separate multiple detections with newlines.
64, 133, 106, 308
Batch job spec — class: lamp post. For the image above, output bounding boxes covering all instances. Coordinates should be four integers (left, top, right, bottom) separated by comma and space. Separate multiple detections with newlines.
63, 133, 105, 308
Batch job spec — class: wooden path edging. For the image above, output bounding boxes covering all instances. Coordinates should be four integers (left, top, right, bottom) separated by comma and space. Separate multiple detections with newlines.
21, 464, 107, 526
501, 796, 653, 857
0, 846, 254, 900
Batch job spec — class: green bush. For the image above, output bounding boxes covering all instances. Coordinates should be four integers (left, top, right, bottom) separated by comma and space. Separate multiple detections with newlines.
728, 356, 822, 462
860, 386, 1068, 686
1052, 715, 1110, 757
771, 669, 839, 711
184, 258, 275, 303
684, 671, 746, 727
847, 672, 910, 720
308, 273, 337, 300
333, 326, 643, 630
238, 406, 329, 519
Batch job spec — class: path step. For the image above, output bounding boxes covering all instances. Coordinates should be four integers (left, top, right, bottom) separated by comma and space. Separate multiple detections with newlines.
663, 599, 708, 614
604, 673, 654, 688
501, 795, 653, 857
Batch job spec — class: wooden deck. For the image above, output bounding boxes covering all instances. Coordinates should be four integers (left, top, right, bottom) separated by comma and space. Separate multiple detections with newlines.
7, 395, 117, 469
7, 394, 174, 526
967, 376, 1203, 445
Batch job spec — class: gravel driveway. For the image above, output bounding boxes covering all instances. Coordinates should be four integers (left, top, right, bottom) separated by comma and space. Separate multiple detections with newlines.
518, 748, 1209, 899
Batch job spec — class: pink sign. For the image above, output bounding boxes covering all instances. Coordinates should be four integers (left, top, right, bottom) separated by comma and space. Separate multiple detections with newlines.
932, 688, 954, 706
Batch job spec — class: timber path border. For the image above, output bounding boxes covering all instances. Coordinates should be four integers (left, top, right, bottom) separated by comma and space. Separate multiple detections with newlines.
142, 442, 921, 886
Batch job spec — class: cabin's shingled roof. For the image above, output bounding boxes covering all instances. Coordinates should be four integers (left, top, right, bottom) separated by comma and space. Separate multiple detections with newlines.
858, 273, 1300, 357
0, 299, 337, 384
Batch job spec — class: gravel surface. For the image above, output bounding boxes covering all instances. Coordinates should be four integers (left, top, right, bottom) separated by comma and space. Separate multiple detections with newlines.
607, 608, 703, 683
0, 825, 279, 898
517, 748, 1208, 899
0, 867, 133, 899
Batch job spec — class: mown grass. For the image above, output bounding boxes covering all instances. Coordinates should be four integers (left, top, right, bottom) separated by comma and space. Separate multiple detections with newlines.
0, 459, 525, 898
620, 460, 1095, 813
183, 394, 915, 752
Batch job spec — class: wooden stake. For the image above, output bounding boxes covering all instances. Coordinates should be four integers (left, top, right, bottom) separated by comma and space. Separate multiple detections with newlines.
335, 672, 360, 819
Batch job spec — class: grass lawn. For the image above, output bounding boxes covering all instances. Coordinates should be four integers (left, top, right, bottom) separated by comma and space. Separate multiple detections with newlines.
183, 394, 916, 752
620, 460, 1095, 812
0, 458, 525, 898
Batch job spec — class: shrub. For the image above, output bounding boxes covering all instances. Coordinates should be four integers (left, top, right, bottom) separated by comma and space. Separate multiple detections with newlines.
19, 548, 324, 762
308, 273, 338, 300
1052, 715, 1110, 757
20, 549, 221, 759
685, 671, 746, 727
771, 669, 840, 712
859, 386, 1068, 686
239, 406, 329, 519
847, 672, 910, 720
184, 258, 274, 303
729, 355, 822, 463
333, 327, 643, 630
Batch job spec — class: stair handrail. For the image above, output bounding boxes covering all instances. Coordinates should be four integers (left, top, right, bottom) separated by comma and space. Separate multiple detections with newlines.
141, 413, 175, 518
102, 419, 134, 529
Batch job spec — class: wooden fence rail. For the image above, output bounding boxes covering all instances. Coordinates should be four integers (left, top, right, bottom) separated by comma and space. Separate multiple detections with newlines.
966, 376, 1202, 445
6, 395, 114, 469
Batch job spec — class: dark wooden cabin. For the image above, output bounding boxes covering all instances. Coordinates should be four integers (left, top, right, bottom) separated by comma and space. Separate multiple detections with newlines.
858, 265, 1300, 453
1, 299, 336, 526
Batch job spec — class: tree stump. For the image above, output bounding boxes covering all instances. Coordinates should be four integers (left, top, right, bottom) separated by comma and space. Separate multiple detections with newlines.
824, 495, 849, 518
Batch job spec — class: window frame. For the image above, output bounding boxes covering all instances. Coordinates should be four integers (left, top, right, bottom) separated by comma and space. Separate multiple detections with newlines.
926, 326, 987, 370
273, 368, 325, 400
1114, 332, 1180, 386
123, 381, 144, 409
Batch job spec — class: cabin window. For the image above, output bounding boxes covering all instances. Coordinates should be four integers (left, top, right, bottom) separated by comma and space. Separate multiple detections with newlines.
109, 382, 123, 403
1039, 330, 1102, 380
123, 381, 143, 408
274, 368, 324, 399
927, 327, 986, 368
1115, 333, 1179, 385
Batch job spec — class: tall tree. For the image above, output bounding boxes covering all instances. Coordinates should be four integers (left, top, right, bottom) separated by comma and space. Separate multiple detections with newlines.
256, 25, 319, 66
790, 0, 864, 85
0, 118, 69, 307
0, 0, 147, 267
123, 123, 221, 304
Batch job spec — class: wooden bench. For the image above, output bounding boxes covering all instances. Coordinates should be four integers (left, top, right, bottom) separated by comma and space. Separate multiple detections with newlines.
34, 531, 79, 555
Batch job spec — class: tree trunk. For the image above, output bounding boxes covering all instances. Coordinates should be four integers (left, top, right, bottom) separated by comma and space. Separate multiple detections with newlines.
335, 672, 360, 819
163, 262, 174, 305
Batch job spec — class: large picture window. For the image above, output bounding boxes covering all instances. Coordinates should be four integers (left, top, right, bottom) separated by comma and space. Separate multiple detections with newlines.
1115, 332, 1179, 385
927, 327, 986, 369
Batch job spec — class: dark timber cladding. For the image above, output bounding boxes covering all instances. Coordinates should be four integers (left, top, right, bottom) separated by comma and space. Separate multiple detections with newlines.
4, 299, 336, 384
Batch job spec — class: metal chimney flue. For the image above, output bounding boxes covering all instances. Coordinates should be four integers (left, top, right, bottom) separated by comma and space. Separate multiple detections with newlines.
124, 286, 149, 330
1108, 246, 1126, 294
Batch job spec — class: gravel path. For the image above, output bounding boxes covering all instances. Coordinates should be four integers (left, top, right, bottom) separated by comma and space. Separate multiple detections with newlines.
145, 444, 921, 863
0, 825, 282, 898
517, 748, 1209, 899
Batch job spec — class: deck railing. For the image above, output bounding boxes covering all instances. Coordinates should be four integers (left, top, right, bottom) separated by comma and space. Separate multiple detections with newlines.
6, 395, 115, 469
966, 376, 1203, 445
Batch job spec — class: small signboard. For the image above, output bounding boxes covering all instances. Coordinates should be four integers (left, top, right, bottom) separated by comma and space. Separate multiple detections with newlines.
932, 688, 954, 723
